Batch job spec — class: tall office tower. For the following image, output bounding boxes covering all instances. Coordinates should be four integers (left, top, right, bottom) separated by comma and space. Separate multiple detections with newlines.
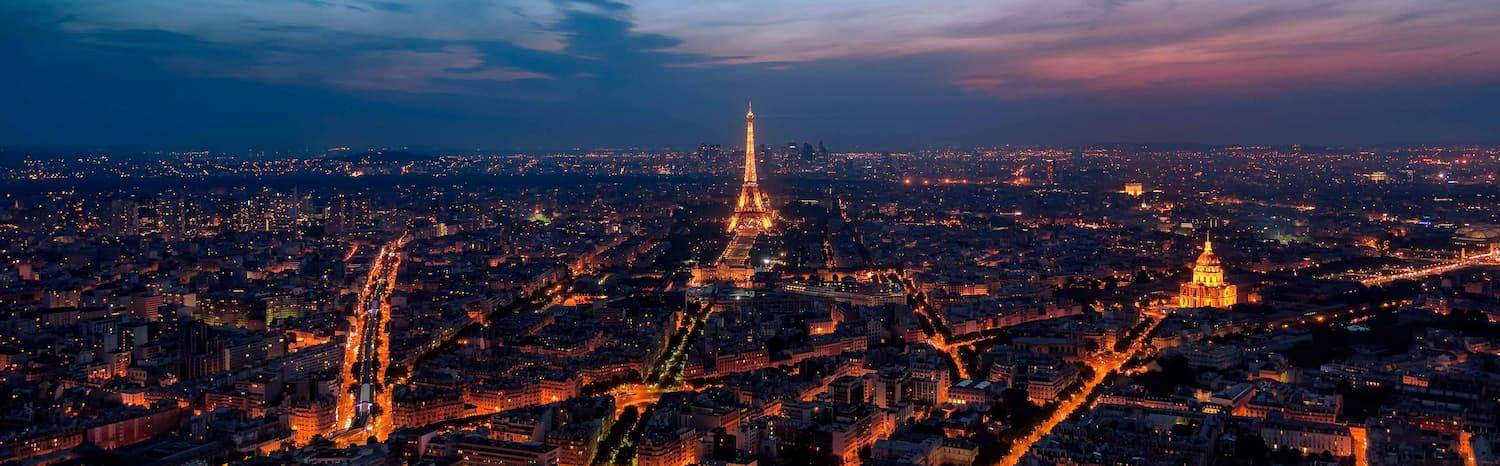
103, 199, 141, 236
176, 318, 224, 381
327, 195, 362, 235
230, 197, 263, 232
158, 196, 187, 241
263, 191, 300, 232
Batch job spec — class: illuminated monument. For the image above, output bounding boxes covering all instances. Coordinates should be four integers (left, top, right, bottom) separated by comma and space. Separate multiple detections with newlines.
1178, 234, 1237, 308
695, 103, 776, 286
727, 103, 774, 233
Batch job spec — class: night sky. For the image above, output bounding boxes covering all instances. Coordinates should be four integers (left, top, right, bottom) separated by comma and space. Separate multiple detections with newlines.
4, 0, 1499, 151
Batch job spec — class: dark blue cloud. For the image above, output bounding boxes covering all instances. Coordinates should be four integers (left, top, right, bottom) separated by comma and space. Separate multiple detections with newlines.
363, 1, 413, 13
1, 0, 1497, 151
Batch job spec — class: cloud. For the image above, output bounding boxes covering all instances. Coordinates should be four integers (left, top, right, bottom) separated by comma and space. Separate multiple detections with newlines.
630, 0, 1500, 97
24, 0, 1500, 99
25, 0, 727, 96
3, 0, 1498, 149
362, 1, 413, 13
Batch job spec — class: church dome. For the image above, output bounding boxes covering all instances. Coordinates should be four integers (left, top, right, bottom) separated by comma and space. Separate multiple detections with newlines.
1194, 236, 1221, 267
1181, 233, 1236, 308
1195, 249, 1222, 268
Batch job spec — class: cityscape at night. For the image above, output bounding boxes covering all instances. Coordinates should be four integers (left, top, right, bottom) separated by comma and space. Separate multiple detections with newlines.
4, 1, 1500, 466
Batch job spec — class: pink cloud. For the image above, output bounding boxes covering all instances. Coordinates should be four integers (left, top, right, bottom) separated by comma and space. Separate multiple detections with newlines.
639, 0, 1500, 98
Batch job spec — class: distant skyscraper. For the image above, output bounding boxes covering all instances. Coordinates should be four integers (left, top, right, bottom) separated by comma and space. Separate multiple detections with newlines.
158, 196, 186, 241
327, 195, 364, 235
103, 199, 141, 236
231, 198, 261, 232
1044, 160, 1057, 186
800, 143, 815, 160
817, 140, 828, 158
697, 144, 723, 161
176, 318, 223, 381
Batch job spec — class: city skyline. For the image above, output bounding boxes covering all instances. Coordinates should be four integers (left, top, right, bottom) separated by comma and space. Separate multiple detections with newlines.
6, 2, 1500, 466
1, 113, 1499, 464
5, 0, 1500, 151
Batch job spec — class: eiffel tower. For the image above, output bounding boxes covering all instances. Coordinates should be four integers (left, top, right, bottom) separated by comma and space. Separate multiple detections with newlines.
727, 102, 774, 233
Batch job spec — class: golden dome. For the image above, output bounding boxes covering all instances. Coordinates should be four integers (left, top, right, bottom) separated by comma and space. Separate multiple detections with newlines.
1195, 240, 1222, 268
1182, 233, 1236, 308
1190, 235, 1224, 287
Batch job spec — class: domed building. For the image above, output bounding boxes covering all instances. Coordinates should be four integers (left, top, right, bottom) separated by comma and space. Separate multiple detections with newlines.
1179, 235, 1237, 308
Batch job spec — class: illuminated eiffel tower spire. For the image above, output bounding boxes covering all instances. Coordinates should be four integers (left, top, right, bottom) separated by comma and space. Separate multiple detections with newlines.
728, 102, 773, 232
743, 102, 757, 184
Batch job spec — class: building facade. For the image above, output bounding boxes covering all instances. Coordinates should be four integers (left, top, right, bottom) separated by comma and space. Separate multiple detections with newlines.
1179, 236, 1237, 308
